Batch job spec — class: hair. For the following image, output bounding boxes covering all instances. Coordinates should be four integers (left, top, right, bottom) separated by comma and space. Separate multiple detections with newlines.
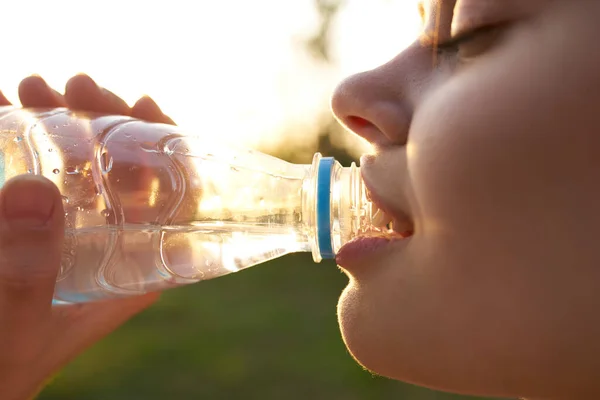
417, 0, 444, 66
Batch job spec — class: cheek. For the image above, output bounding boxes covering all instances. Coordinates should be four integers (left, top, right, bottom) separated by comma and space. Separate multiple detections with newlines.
410, 60, 600, 272
411, 18, 600, 242
406, 58, 600, 334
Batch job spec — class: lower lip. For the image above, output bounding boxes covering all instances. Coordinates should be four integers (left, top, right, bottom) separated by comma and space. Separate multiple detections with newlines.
335, 235, 409, 273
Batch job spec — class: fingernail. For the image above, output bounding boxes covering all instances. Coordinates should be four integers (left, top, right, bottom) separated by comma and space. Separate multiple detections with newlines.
1, 176, 57, 228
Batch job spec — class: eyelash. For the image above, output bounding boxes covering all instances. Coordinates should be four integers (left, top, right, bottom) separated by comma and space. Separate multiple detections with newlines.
434, 25, 498, 55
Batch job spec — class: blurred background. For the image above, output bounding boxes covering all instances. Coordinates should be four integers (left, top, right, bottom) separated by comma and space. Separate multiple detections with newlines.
3, 0, 507, 398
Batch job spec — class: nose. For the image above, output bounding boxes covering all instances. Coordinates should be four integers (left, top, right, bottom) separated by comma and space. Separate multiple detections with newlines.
330, 44, 425, 148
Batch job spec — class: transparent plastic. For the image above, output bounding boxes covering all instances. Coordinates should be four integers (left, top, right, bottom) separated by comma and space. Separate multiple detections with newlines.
0, 107, 381, 303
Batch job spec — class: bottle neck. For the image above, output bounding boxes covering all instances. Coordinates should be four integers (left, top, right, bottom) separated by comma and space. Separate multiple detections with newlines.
302, 154, 372, 263
331, 161, 371, 254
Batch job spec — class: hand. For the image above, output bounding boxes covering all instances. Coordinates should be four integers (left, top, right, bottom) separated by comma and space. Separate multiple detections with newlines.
0, 75, 170, 400
0, 73, 174, 124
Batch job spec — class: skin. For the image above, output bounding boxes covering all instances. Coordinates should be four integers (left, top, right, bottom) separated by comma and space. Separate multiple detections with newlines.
331, 0, 600, 399
0, 74, 172, 400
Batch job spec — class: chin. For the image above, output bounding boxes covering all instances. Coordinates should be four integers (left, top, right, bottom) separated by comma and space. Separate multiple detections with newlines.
337, 286, 488, 397
335, 264, 512, 398
336, 278, 589, 400
336, 281, 408, 380
335, 247, 431, 386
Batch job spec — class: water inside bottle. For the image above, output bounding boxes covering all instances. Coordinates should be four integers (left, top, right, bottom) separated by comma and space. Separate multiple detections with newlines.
57, 222, 304, 303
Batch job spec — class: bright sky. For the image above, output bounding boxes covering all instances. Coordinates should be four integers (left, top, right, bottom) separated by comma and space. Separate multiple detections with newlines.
1, 0, 420, 152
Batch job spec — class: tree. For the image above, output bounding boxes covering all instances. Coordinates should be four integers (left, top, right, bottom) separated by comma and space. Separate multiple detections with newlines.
305, 0, 346, 64
263, 0, 363, 167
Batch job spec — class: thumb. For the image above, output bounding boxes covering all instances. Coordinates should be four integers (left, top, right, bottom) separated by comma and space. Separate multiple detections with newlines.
0, 175, 64, 327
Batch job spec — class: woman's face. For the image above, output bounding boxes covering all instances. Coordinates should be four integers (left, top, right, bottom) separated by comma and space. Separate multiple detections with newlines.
331, 1, 600, 398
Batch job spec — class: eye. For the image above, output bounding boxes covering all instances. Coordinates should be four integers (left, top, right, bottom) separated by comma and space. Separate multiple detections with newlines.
435, 25, 503, 59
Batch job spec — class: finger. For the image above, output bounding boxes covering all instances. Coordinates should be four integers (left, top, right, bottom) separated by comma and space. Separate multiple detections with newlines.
18, 75, 66, 108
131, 95, 176, 125
0, 91, 11, 106
0, 176, 64, 334
64, 74, 130, 115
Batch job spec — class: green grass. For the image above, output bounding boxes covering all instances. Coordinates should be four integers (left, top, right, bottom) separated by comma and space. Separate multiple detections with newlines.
39, 254, 501, 400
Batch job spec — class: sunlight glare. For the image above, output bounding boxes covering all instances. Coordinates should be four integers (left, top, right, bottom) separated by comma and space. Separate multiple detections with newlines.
2, 0, 421, 151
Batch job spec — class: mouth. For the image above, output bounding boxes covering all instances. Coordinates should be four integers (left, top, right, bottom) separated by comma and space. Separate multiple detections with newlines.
362, 181, 413, 240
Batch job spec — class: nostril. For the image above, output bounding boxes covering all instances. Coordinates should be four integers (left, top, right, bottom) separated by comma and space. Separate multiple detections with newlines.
347, 116, 372, 130
344, 115, 393, 147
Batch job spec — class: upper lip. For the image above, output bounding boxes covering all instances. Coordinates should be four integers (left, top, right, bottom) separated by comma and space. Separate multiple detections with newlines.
361, 172, 413, 236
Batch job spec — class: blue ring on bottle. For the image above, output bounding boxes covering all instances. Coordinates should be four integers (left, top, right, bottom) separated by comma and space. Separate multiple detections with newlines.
317, 157, 335, 259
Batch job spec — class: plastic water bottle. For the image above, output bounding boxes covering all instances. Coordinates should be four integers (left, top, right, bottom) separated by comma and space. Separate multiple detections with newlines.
0, 106, 389, 304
